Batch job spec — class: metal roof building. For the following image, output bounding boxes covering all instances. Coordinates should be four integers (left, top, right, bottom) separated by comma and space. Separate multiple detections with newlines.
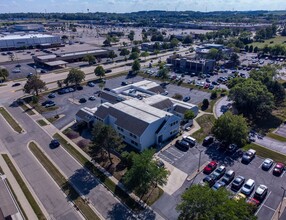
0, 34, 61, 50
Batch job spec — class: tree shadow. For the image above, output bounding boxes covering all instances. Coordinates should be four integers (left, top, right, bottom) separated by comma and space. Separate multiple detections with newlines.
251, 114, 283, 134
68, 167, 100, 195
107, 203, 136, 220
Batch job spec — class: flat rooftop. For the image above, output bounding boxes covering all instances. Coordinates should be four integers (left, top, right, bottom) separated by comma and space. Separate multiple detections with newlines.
59, 49, 108, 57
0, 34, 57, 40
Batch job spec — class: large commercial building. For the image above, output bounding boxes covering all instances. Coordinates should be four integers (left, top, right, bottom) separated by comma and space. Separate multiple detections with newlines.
195, 43, 231, 59
0, 34, 61, 50
12, 24, 45, 32
167, 55, 215, 74
76, 80, 199, 151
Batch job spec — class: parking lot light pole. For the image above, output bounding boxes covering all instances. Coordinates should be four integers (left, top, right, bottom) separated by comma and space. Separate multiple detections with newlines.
278, 186, 286, 219
197, 148, 203, 173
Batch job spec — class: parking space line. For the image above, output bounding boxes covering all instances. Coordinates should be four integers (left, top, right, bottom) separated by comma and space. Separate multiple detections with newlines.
168, 147, 185, 157
258, 162, 263, 169
158, 154, 174, 165
255, 191, 272, 216
263, 204, 276, 212
281, 170, 285, 178
268, 164, 275, 173
166, 149, 184, 159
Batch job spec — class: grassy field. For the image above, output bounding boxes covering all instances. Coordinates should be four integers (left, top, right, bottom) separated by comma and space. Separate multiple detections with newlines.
243, 143, 286, 163
0, 107, 23, 133
267, 132, 286, 142
2, 154, 46, 220
53, 133, 144, 210
28, 142, 100, 220
37, 119, 48, 126
192, 114, 216, 143
250, 36, 286, 49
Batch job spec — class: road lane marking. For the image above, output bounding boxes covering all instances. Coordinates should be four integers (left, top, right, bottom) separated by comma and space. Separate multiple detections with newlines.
255, 191, 272, 216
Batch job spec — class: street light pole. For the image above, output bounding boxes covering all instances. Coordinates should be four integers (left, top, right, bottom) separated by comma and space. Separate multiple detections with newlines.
197, 149, 203, 173
278, 186, 286, 219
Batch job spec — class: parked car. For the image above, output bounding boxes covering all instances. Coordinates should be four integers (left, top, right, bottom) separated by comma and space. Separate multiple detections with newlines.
226, 144, 238, 154
103, 88, 111, 91
182, 135, 196, 146
50, 139, 60, 148
233, 193, 246, 201
41, 100, 54, 106
202, 174, 216, 187
183, 96, 191, 102
12, 83, 21, 87
212, 165, 226, 180
254, 184, 268, 202
175, 140, 190, 151
76, 86, 83, 90
211, 181, 225, 191
45, 102, 56, 107
203, 136, 214, 146
262, 158, 274, 171
48, 93, 56, 98
273, 162, 285, 176
221, 170, 235, 185
88, 96, 96, 101
121, 81, 128, 86
12, 68, 21, 73
88, 82, 95, 87
241, 179, 255, 196
231, 175, 245, 191
203, 161, 218, 174
79, 98, 87, 103
241, 149, 256, 164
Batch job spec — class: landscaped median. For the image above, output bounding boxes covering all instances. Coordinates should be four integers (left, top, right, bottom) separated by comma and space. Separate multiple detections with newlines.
53, 133, 143, 210
2, 154, 46, 220
28, 141, 100, 220
192, 114, 216, 143
0, 107, 23, 133
267, 132, 286, 142
243, 143, 286, 162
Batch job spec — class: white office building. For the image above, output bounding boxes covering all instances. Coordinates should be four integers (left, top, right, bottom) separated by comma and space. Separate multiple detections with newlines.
76, 80, 199, 151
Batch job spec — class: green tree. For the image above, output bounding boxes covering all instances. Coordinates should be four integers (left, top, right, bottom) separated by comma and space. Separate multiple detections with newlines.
140, 51, 149, 60
157, 67, 169, 79
170, 38, 180, 48
123, 149, 169, 200
253, 46, 258, 53
23, 75, 46, 96
177, 185, 256, 220
202, 99, 209, 109
119, 48, 130, 59
129, 52, 139, 60
108, 50, 117, 61
128, 30, 135, 42
64, 68, 85, 86
94, 65, 105, 79
0, 68, 9, 81
131, 46, 140, 53
229, 79, 274, 119
172, 93, 183, 100
90, 122, 123, 164
83, 54, 95, 65
132, 59, 141, 72
184, 110, 195, 121
103, 37, 111, 46
207, 48, 219, 60
212, 112, 248, 146
230, 53, 240, 67
249, 45, 253, 52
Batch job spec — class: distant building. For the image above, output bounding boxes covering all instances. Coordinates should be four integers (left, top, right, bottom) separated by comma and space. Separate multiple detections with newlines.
141, 42, 163, 52
11, 24, 45, 32
0, 34, 61, 50
33, 49, 109, 68
167, 55, 215, 74
196, 43, 231, 59
76, 80, 199, 151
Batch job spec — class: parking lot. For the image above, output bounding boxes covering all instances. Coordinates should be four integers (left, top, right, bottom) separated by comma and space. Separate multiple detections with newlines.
157, 140, 286, 220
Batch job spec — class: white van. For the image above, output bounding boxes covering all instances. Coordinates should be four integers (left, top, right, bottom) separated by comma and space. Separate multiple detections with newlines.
183, 135, 196, 146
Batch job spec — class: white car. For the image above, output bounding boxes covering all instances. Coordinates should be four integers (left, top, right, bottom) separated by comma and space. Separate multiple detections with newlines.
12, 68, 21, 73
241, 179, 255, 196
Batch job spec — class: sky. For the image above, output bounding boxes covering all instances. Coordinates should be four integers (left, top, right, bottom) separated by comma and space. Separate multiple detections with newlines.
0, 0, 286, 13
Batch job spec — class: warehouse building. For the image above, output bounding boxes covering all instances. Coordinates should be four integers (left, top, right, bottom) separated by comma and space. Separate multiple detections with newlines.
76, 80, 199, 151
0, 34, 61, 50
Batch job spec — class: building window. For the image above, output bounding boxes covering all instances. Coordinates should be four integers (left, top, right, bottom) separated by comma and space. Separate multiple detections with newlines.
129, 132, 136, 139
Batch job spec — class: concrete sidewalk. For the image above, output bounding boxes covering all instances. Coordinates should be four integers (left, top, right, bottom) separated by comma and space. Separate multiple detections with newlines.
0, 154, 42, 220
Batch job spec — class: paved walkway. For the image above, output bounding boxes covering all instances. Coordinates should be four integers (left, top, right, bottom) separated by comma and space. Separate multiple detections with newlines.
0, 155, 38, 220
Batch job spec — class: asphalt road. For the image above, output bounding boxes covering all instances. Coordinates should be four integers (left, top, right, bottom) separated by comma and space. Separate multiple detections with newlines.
3, 103, 139, 220
0, 109, 82, 220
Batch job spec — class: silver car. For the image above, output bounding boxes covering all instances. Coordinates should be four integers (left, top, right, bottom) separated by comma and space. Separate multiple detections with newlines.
241, 179, 255, 196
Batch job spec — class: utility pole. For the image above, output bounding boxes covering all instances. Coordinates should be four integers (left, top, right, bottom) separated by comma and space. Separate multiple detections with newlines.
197, 148, 203, 172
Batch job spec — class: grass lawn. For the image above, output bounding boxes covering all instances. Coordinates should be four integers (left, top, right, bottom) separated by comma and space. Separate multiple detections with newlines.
267, 132, 286, 142
37, 119, 48, 126
46, 116, 59, 124
192, 114, 216, 143
19, 102, 35, 115
28, 142, 100, 220
0, 107, 23, 133
2, 154, 46, 220
53, 133, 146, 210
243, 143, 286, 163
249, 36, 286, 49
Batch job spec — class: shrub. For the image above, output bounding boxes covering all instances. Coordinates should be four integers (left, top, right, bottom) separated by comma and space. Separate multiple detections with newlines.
77, 139, 91, 149
210, 91, 217, 99
65, 130, 80, 139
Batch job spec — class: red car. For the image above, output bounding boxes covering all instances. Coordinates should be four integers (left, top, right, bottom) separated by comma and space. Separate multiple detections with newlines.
204, 83, 210, 89
203, 161, 217, 174
273, 162, 285, 176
